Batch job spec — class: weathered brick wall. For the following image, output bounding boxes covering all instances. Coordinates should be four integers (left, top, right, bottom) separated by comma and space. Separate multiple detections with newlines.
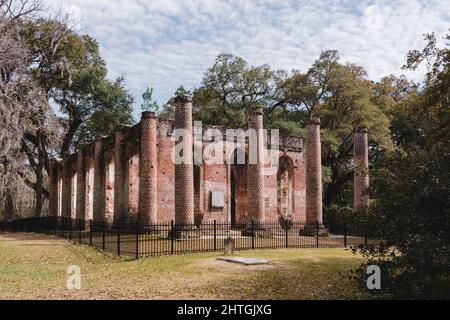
104, 150, 115, 224
61, 157, 73, 218
260, 150, 305, 223
124, 125, 140, 223
76, 148, 86, 220
291, 151, 306, 222
157, 120, 176, 222
93, 139, 105, 222
113, 128, 126, 224
56, 159, 63, 217
53, 97, 348, 228
85, 154, 94, 221
203, 161, 228, 223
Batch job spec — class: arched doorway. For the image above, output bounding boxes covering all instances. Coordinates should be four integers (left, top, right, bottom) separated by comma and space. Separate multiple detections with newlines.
277, 156, 294, 221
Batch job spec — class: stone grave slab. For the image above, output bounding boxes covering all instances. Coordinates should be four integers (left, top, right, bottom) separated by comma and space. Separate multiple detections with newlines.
217, 257, 270, 265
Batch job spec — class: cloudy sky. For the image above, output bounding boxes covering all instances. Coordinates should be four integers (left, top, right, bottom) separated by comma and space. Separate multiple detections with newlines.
47, 0, 449, 118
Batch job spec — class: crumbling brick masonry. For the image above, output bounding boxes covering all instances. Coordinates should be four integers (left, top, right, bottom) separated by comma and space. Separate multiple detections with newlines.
48, 95, 369, 233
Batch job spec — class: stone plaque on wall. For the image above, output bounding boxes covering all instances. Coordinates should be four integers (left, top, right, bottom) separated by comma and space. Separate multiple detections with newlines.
211, 191, 225, 208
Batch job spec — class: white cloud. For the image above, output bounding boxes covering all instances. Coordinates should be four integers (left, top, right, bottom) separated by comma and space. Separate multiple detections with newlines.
45, 0, 450, 118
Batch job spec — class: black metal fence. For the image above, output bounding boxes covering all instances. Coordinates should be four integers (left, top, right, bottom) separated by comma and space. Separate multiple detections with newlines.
0, 217, 367, 258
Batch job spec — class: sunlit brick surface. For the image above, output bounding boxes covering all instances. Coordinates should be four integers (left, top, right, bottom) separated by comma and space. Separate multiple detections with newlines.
247, 107, 265, 223
174, 96, 195, 226
139, 112, 158, 224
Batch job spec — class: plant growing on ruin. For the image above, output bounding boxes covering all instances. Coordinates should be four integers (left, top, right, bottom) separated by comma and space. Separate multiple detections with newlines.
141, 86, 160, 113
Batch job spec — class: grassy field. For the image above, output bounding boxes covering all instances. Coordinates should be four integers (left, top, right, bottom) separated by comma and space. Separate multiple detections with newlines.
0, 232, 371, 300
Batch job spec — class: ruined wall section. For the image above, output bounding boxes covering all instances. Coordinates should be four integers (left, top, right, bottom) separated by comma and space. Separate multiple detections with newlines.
264, 137, 306, 222
53, 113, 307, 225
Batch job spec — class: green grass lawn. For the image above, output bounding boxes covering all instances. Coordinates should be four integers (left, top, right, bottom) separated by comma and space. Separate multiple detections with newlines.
0, 232, 371, 300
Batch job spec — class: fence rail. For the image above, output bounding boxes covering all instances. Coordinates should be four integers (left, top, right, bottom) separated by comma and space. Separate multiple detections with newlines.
0, 217, 367, 258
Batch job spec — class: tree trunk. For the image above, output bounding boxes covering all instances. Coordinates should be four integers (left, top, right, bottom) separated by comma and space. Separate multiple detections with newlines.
34, 163, 43, 218
34, 130, 45, 218
4, 190, 16, 221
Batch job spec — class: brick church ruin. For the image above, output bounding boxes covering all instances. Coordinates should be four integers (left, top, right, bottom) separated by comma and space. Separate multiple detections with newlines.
47, 95, 369, 236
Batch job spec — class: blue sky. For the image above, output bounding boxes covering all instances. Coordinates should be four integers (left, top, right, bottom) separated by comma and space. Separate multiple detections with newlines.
47, 0, 450, 120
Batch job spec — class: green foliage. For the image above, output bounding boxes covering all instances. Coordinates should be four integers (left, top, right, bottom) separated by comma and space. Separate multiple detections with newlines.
79, 77, 134, 143
191, 53, 278, 128
268, 119, 304, 137
21, 19, 134, 154
183, 51, 395, 214
353, 31, 450, 299
141, 86, 159, 113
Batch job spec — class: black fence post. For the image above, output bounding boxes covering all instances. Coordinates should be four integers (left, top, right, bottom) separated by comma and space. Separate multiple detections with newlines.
135, 220, 139, 259
251, 219, 255, 250
89, 220, 93, 246
117, 225, 121, 256
213, 220, 217, 251
102, 220, 106, 251
316, 221, 319, 248
170, 220, 174, 255
285, 219, 289, 248
344, 220, 348, 248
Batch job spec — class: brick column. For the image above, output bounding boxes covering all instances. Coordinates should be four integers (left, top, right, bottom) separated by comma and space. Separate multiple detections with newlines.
301, 118, 328, 236
354, 127, 369, 212
61, 159, 72, 218
56, 159, 63, 217
172, 95, 197, 238
48, 158, 61, 217
242, 107, 272, 237
70, 158, 77, 219
85, 154, 94, 222
139, 112, 158, 225
92, 139, 105, 222
113, 127, 126, 225
247, 107, 265, 222
124, 152, 139, 223
76, 148, 86, 220
104, 151, 115, 225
